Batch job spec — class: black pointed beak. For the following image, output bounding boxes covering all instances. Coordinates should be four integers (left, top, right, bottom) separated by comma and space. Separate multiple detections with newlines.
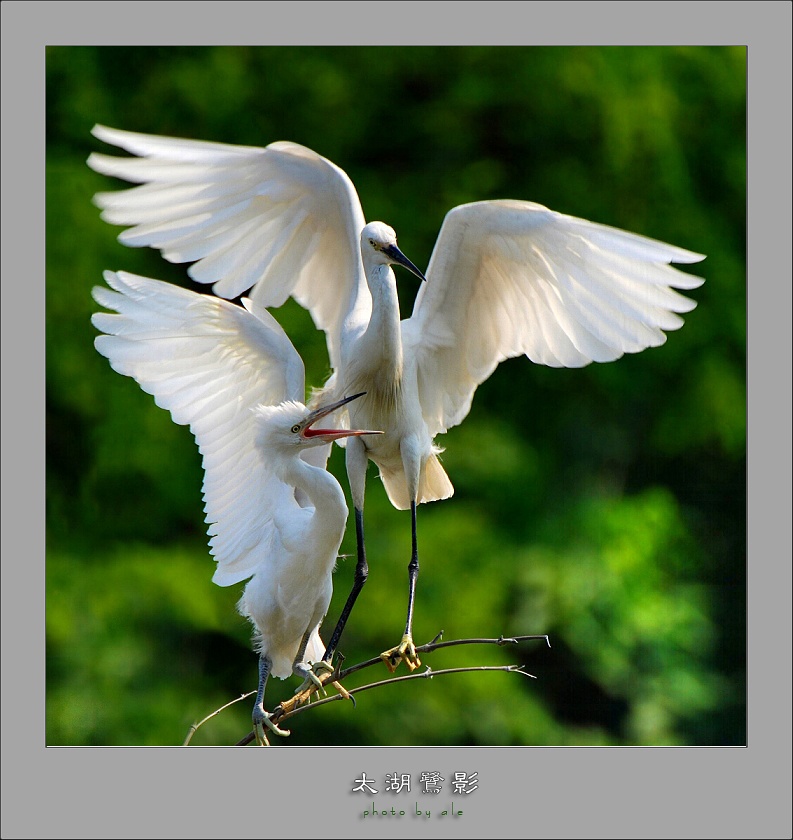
302, 392, 383, 440
304, 392, 367, 427
383, 244, 427, 282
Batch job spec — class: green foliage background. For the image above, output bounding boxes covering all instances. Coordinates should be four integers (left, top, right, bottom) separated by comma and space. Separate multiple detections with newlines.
46, 46, 745, 746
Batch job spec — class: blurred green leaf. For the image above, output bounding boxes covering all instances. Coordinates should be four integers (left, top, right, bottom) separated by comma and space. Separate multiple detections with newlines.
46, 46, 745, 746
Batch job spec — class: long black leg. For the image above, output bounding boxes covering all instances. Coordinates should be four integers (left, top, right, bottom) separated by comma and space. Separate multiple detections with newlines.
380, 499, 421, 672
403, 500, 419, 637
322, 507, 368, 663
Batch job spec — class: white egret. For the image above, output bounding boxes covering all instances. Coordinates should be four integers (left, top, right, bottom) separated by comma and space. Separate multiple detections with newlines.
88, 125, 706, 672
91, 270, 381, 744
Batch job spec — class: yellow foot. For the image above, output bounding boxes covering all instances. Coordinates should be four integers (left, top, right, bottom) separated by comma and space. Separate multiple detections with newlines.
294, 659, 334, 699
281, 661, 352, 717
380, 634, 421, 673
253, 709, 291, 747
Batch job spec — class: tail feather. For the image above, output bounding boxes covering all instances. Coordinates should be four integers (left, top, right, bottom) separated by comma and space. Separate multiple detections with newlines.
380, 453, 454, 510
304, 628, 326, 665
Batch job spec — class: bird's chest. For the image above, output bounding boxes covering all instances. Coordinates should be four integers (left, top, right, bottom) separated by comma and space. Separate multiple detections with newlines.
346, 368, 406, 441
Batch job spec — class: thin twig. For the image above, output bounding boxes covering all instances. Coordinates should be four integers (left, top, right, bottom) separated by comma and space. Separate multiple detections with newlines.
234, 663, 535, 747
334, 633, 551, 681
183, 691, 256, 746
295, 664, 536, 712
229, 631, 550, 747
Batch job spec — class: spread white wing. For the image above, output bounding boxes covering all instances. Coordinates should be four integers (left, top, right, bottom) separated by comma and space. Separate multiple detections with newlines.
403, 200, 705, 438
88, 125, 371, 373
89, 130, 707, 448
92, 270, 314, 586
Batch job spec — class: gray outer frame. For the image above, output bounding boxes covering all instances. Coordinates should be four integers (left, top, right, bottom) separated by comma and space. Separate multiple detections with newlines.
3, 2, 789, 839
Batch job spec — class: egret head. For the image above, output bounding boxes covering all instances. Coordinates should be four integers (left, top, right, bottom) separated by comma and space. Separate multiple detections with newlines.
361, 222, 426, 282
254, 393, 382, 454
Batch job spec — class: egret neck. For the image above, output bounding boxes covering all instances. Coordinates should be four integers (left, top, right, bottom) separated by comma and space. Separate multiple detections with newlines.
273, 452, 348, 564
346, 262, 404, 429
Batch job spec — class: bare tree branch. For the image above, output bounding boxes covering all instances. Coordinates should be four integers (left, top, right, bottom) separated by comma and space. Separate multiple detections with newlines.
213, 631, 551, 747
335, 632, 551, 680
183, 691, 256, 746
234, 663, 536, 746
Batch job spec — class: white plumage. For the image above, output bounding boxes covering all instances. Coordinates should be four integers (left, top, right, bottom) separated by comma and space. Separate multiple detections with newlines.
92, 270, 379, 743
88, 125, 705, 672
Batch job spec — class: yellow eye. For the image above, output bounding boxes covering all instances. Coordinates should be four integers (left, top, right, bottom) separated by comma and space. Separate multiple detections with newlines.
291, 424, 301, 433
